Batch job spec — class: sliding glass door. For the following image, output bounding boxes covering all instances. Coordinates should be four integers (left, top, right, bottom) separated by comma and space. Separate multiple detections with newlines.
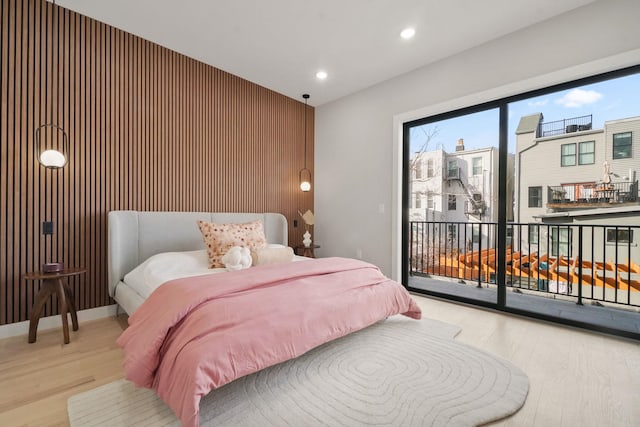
504, 71, 640, 328
403, 106, 506, 307
403, 65, 640, 339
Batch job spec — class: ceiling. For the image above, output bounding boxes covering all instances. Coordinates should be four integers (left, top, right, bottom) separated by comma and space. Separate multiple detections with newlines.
56, 0, 597, 106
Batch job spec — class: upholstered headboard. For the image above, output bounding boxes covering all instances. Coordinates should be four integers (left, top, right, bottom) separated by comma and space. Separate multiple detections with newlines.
107, 211, 288, 298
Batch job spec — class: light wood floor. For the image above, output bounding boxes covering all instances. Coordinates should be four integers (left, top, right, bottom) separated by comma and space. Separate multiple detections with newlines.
0, 315, 128, 427
0, 295, 638, 427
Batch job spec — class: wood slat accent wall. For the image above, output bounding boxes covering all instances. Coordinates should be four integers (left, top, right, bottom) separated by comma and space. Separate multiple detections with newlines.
0, 0, 314, 326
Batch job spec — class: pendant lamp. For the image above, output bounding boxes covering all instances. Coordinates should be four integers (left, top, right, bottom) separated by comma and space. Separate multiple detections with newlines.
299, 94, 311, 192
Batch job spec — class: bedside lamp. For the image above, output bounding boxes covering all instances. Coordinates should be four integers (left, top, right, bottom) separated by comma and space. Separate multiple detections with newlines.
35, 123, 69, 272
298, 209, 315, 247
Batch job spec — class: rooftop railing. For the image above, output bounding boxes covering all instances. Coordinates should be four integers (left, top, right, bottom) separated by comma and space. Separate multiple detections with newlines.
538, 114, 593, 137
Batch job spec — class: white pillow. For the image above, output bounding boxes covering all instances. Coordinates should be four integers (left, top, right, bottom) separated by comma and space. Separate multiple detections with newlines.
124, 250, 221, 298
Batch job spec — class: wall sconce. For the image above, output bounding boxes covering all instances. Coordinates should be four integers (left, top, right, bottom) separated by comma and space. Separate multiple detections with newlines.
35, 123, 69, 272
35, 124, 69, 169
300, 93, 311, 192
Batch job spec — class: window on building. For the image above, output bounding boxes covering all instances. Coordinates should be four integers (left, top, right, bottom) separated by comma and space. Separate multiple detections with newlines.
606, 228, 634, 244
427, 159, 434, 177
415, 193, 422, 208
472, 157, 482, 175
561, 143, 576, 166
528, 186, 542, 207
578, 141, 595, 165
448, 195, 457, 210
447, 160, 458, 179
613, 132, 632, 159
550, 227, 571, 257
447, 224, 457, 240
528, 225, 539, 244
415, 161, 423, 179
427, 194, 434, 209
472, 225, 480, 243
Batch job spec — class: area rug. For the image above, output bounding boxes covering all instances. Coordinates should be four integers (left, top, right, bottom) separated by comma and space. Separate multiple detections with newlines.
68, 317, 528, 426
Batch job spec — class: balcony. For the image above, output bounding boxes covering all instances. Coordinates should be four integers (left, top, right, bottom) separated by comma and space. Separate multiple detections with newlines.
547, 181, 639, 209
408, 221, 640, 338
537, 114, 593, 137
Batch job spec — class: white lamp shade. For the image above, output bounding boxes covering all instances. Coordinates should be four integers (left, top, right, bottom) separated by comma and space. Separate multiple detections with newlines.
39, 149, 67, 168
300, 180, 311, 192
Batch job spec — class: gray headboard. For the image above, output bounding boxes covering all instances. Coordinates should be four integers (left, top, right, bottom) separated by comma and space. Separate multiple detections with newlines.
107, 211, 288, 297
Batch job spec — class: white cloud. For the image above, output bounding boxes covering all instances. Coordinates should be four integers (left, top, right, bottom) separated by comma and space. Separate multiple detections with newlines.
528, 99, 548, 107
555, 89, 603, 108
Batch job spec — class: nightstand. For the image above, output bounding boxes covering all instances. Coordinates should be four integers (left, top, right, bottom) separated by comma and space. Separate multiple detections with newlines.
23, 267, 86, 344
295, 245, 320, 258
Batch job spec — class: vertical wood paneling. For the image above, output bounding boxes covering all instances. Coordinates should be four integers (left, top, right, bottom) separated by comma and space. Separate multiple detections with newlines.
0, 0, 314, 326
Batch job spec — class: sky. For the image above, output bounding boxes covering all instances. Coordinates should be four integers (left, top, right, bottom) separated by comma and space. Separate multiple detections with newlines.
410, 72, 640, 154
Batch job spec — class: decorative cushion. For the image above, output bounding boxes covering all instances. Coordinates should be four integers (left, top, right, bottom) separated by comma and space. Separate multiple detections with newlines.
197, 220, 267, 268
221, 246, 252, 271
251, 246, 295, 266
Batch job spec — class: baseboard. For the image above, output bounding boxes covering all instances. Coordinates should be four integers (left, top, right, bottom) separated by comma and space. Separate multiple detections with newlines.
0, 304, 118, 340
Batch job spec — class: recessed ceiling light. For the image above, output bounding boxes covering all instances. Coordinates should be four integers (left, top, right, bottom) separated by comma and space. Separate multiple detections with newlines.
400, 27, 415, 40
316, 70, 328, 80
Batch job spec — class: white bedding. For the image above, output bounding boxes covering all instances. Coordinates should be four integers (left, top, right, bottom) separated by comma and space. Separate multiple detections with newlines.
123, 250, 221, 299
124, 245, 307, 298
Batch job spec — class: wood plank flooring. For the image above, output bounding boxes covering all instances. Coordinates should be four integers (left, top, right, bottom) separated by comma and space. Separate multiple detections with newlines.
0, 315, 127, 427
0, 296, 638, 426
413, 296, 640, 427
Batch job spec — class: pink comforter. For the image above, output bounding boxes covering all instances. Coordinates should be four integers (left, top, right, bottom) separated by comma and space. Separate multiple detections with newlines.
117, 257, 421, 427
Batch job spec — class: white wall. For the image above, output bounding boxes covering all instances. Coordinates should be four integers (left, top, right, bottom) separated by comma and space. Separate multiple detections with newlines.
314, 0, 640, 280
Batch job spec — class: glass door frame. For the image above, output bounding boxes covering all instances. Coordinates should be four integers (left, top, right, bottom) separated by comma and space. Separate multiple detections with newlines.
400, 64, 640, 340
401, 100, 507, 310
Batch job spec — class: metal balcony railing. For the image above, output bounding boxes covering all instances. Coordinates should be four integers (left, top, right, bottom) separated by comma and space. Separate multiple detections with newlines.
409, 221, 640, 307
547, 181, 639, 205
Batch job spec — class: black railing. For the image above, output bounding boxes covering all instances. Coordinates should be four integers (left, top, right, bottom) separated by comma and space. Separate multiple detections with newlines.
538, 114, 592, 137
410, 221, 640, 307
548, 181, 639, 205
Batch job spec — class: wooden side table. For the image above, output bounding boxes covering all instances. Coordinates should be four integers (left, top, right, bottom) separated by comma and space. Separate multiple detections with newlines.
295, 245, 320, 258
23, 267, 86, 344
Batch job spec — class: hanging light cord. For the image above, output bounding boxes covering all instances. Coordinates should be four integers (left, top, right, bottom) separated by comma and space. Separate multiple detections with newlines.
303, 94, 309, 169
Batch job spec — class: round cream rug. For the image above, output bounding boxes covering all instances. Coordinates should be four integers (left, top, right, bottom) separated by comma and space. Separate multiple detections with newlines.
68, 317, 528, 426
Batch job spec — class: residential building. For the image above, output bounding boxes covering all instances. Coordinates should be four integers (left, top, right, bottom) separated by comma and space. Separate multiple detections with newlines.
514, 114, 640, 258
410, 139, 514, 250
515, 114, 640, 222
409, 148, 445, 222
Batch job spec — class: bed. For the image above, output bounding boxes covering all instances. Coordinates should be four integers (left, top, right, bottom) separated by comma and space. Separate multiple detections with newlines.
108, 211, 289, 314
108, 210, 421, 427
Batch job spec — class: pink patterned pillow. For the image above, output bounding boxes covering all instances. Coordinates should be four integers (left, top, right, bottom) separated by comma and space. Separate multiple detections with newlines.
197, 220, 267, 268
